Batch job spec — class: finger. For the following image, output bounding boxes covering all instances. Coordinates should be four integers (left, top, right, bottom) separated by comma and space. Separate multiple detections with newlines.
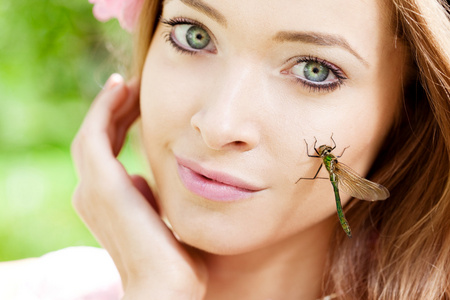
73, 74, 140, 176
89, 73, 124, 103
72, 73, 142, 199
86, 76, 140, 157
110, 78, 141, 156
72, 75, 127, 175
112, 76, 140, 120
74, 77, 141, 205
91, 73, 126, 109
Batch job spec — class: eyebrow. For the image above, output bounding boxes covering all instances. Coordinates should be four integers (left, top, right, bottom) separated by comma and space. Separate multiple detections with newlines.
274, 31, 369, 67
164, 0, 368, 67
164, 0, 227, 27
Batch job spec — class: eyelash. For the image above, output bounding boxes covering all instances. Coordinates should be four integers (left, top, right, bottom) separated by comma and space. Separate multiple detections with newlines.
160, 17, 347, 93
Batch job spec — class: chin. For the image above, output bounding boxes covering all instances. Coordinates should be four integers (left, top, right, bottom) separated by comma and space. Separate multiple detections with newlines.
166, 216, 258, 255
162, 206, 275, 256
164, 205, 333, 257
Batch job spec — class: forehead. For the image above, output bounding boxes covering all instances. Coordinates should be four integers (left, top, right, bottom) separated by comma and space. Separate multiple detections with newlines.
163, 0, 395, 63
163, 0, 391, 23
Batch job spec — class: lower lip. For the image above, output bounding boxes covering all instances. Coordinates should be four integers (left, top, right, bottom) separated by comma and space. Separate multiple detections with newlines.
176, 164, 257, 202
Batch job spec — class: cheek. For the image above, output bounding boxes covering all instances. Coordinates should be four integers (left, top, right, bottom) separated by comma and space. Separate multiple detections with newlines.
348, 63, 403, 169
140, 65, 197, 161
140, 58, 188, 135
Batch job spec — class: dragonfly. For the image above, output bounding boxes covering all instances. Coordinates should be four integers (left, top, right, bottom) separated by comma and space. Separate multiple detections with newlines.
296, 135, 390, 238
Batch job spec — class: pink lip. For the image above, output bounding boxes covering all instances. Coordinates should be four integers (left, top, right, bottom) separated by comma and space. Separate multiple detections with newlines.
176, 156, 264, 202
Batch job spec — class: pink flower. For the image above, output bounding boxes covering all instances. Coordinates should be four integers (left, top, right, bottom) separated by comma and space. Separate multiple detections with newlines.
89, 0, 144, 32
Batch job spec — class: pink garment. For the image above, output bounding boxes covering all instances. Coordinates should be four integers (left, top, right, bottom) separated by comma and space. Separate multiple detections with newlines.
17, 247, 123, 300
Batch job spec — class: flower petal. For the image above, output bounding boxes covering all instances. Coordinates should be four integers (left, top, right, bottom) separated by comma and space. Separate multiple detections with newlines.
117, 0, 143, 31
90, 0, 123, 23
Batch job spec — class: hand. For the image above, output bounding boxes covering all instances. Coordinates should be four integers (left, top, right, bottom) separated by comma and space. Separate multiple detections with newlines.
71, 74, 207, 300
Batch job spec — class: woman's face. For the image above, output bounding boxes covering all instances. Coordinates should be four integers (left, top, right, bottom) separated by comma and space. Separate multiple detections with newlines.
141, 0, 406, 254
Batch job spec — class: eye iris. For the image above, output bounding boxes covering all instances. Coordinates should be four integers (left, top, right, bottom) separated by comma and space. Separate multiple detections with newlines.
304, 61, 329, 82
186, 26, 210, 49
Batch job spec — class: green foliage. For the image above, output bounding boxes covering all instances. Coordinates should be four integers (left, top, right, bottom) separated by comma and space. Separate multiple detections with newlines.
0, 0, 140, 260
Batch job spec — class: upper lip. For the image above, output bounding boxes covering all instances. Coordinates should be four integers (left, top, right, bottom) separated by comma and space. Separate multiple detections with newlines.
176, 156, 265, 192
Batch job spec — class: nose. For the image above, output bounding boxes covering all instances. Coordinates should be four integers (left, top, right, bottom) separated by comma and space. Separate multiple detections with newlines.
190, 64, 262, 152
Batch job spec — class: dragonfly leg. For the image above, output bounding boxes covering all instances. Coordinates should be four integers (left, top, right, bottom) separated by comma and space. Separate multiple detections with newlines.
336, 146, 350, 158
313, 137, 320, 156
304, 139, 320, 158
329, 134, 350, 158
330, 133, 336, 150
295, 164, 328, 183
311, 163, 323, 179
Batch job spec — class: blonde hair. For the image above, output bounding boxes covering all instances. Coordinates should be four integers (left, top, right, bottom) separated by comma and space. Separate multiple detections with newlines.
132, 0, 161, 75
132, 0, 450, 298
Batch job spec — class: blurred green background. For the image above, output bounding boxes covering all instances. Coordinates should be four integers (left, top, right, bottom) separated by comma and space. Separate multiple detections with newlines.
0, 0, 144, 261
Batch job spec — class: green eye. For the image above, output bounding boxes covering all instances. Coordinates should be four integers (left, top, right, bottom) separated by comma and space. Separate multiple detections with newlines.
291, 60, 337, 84
186, 26, 211, 49
284, 56, 346, 92
172, 24, 215, 52
303, 61, 329, 82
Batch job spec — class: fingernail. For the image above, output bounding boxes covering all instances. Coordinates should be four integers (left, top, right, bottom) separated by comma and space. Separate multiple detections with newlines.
104, 73, 124, 90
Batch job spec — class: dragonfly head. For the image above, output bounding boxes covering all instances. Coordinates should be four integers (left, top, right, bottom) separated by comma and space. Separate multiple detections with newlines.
317, 145, 333, 156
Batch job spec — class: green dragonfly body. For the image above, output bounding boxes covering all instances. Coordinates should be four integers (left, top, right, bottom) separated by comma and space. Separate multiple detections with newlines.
297, 137, 390, 238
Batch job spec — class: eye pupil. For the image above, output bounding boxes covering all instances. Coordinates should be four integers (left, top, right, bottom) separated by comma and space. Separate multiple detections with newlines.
186, 25, 211, 49
304, 61, 329, 82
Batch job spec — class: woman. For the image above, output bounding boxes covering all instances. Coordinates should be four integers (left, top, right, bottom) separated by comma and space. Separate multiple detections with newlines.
76, 0, 450, 298
3, 0, 450, 299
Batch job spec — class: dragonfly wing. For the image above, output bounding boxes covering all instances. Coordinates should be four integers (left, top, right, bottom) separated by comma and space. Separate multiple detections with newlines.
334, 162, 390, 201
